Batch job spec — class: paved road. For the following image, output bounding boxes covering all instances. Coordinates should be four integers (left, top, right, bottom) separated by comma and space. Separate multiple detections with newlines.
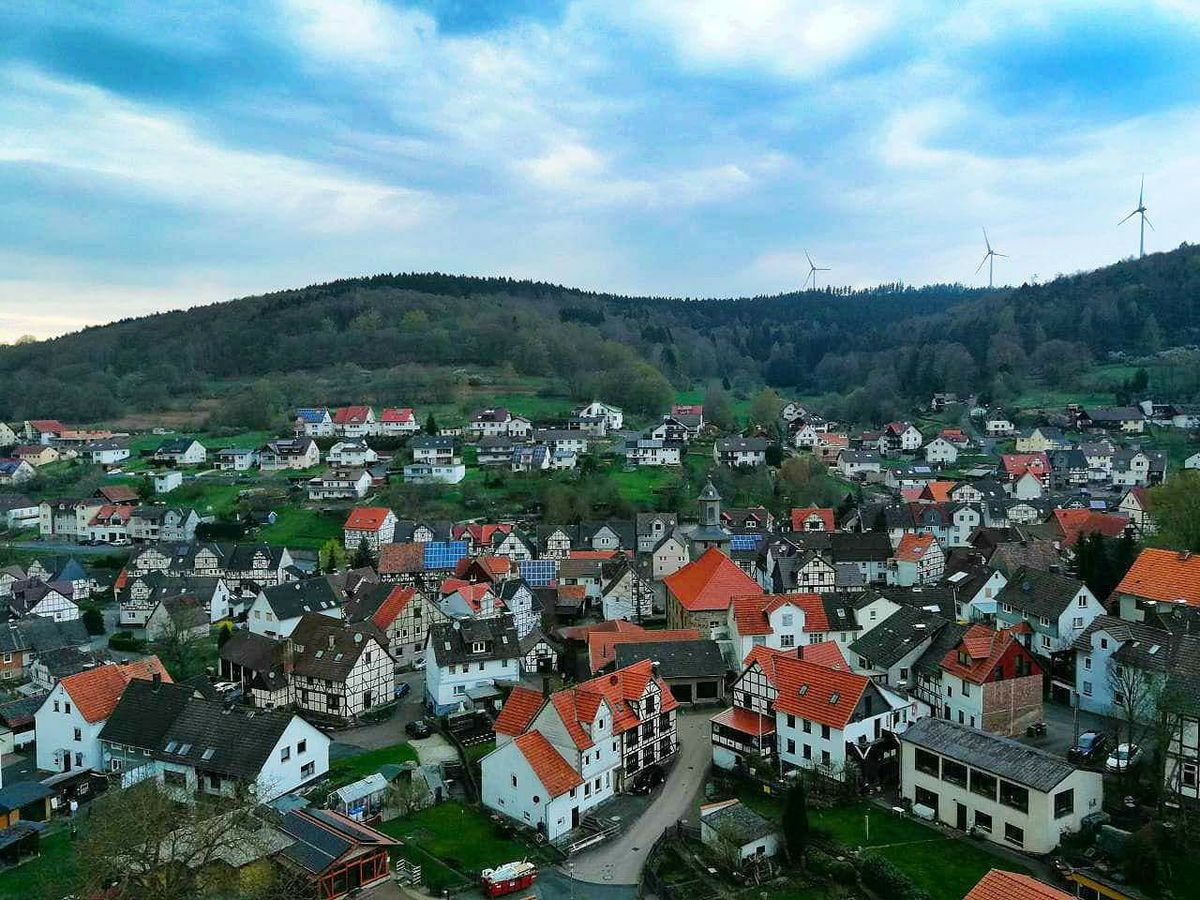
571, 709, 712, 886
0, 539, 130, 556
329, 668, 427, 750
1022, 700, 1120, 759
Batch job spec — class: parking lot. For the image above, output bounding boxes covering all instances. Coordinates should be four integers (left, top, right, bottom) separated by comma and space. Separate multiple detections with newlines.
1016, 701, 1127, 765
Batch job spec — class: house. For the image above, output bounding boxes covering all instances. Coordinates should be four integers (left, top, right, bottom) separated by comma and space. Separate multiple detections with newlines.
898, 717, 1103, 854
983, 410, 1016, 437
966, 870, 1073, 900
774, 655, 903, 781
126, 505, 200, 544
24, 556, 93, 600
573, 401, 624, 431
534, 429, 589, 457
259, 438, 320, 471
6, 580, 80, 621
881, 422, 923, 455
468, 408, 533, 440
0, 495, 39, 531
152, 438, 207, 467
343, 506, 397, 552
634, 512, 677, 553
519, 629, 560, 674
425, 615, 521, 714
346, 581, 441, 672
22, 419, 67, 444
0, 615, 89, 683
83, 439, 130, 467
0, 422, 16, 447
119, 573, 231, 628
729, 592, 837, 661
1185, 451, 1200, 470
1162, 634, 1200, 806
849, 605, 946, 688
295, 408, 334, 437
1072, 615, 1173, 719
288, 615, 394, 724
100, 678, 329, 801
1015, 427, 1066, 453
34, 656, 171, 774
923, 436, 959, 465
248, 578, 345, 639
331, 405, 378, 437
1077, 407, 1144, 433
711, 646, 796, 772
510, 444, 550, 473
650, 531, 691, 581
306, 468, 372, 501
0, 460, 35, 485
477, 436, 522, 467
815, 432, 850, 464
1111, 548, 1200, 623
14, 445, 59, 467
379, 407, 419, 435
888, 533, 945, 586
327, 441, 378, 468
790, 506, 834, 534
85, 503, 133, 544
275, 809, 398, 898
612, 640, 726, 707
404, 460, 467, 484
1117, 486, 1154, 535
219, 630, 293, 709
598, 555, 655, 622
665, 547, 763, 632
0, 563, 25, 598
714, 437, 769, 468
700, 799, 781, 863
408, 434, 464, 467
215, 447, 256, 471
993, 567, 1104, 658
1051, 508, 1130, 549
837, 450, 882, 479
622, 436, 683, 467
144, 592, 211, 641
153, 470, 184, 494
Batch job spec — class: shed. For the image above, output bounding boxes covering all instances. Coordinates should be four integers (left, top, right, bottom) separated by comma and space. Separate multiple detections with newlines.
700, 799, 780, 861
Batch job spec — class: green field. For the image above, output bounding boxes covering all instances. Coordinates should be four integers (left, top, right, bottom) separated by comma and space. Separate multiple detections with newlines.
0, 828, 75, 900
256, 506, 344, 549
326, 742, 418, 787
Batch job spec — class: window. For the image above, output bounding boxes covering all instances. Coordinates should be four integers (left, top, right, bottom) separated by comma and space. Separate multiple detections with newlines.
1004, 823, 1024, 847
281, 746, 291, 762
962, 682, 971, 697
780, 634, 795, 649
298, 739, 307, 754
301, 761, 315, 778
802, 719, 812, 734
970, 769, 997, 800
1082, 681, 1093, 697
65, 702, 71, 714
1042, 635, 1051, 650
511, 774, 518, 787
803, 744, 811, 760
899, 667, 909, 681
974, 811, 992, 832
1083, 656, 1092, 671
1054, 788, 1074, 818
1182, 763, 1198, 788
73, 727, 81, 742
786, 714, 795, 729
914, 786, 938, 810
1077, 595, 1088, 607
1072, 617, 1084, 628
786, 739, 796, 754
821, 750, 831, 766
821, 725, 830, 740
999, 781, 1029, 813
1100, 637, 1108, 649
53, 700, 59, 712
915, 748, 940, 777
941, 760, 968, 787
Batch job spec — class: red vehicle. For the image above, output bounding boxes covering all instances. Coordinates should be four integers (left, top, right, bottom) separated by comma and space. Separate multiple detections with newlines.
481, 860, 538, 897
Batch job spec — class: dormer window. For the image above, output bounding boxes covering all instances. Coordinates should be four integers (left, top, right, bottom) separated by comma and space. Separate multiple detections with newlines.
471, 641, 486, 653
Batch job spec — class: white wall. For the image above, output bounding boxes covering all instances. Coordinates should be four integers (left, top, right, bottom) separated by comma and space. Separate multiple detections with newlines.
35, 682, 105, 773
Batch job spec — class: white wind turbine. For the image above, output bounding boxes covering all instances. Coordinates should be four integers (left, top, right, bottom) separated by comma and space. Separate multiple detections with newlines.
804, 250, 831, 291
975, 228, 1007, 288
1119, 175, 1153, 258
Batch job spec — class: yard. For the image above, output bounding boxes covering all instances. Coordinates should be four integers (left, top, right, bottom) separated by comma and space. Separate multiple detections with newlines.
325, 741, 418, 788
0, 828, 76, 900
256, 506, 345, 549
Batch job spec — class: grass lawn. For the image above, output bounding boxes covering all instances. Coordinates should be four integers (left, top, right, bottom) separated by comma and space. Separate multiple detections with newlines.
326, 742, 418, 788
464, 740, 495, 765
607, 464, 679, 504
257, 506, 344, 549
0, 828, 76, 900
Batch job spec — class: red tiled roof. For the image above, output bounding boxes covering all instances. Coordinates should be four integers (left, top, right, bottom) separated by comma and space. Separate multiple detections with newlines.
894, 533, 937, 563
664, 547, 762, 612
1001, 452, 1050, 477
711, 706, 775, 736
965, 870, 1072, 900
773, 656, 870, 729
97, 485, 139, 503
559, 619, 644, 642
377, 542, 426, 574
940, 428, 967, 442
27, 420, 65, 433
1052, 509, 1129, 548
1114, 548, 1200, 607
732, 593, 828, 637
799, 640, 849, 671
587, 628, 700, 673
344, 506, 393, 531
513, 731, 583, 798
552, 660, 678, 747
940, 625, 1024, 684
741, 646, 801, 683
452, 555, 514, 581
672, 404, 702, 417
370, 586, 415, 629
88, 504, 133, 525
332, 405, 372, 425
379, 407, 414, 423
495, 686, 544, 737
60, 656, 172, 724
453, 523, 512, 546
790, 506, 834, 532
919, 481, 956, 503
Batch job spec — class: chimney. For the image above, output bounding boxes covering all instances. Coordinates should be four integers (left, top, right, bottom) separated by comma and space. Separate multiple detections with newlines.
652, 660, 660, 678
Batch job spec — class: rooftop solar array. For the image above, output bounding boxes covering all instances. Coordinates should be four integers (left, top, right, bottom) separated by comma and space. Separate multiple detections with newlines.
729, 534, 763, 552
424, 541, 468, 570
518, 558, 557, 586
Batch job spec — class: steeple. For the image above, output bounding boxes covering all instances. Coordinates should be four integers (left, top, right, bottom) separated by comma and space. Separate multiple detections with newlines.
698, 478, 721, 528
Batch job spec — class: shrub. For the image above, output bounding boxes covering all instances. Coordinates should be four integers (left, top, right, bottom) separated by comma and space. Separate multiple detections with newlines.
806, 847, 858, 885
81, 606, 106, 635
861, 855, 925, 900
108, 631, 147, 652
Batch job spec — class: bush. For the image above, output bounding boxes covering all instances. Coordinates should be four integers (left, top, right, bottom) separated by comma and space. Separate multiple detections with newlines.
806, 847, 858, 885
861, 855, 929, 900
108, 631, 147, 652
81, 606, 106, 635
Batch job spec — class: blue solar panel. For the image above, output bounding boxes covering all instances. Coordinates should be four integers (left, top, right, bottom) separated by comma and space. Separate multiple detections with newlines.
518, 559, 557, 586
424, 541, 468, 570
729, 534, 762, 552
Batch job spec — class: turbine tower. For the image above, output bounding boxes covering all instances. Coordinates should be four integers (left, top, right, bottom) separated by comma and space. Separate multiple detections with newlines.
975, 228, 1007, 289
1119, 175, 1153, 258
804, 250, 831, 291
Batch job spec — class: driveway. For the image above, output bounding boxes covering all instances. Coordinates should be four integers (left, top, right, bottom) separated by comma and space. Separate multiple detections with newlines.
1019, 701, 1120, 759
328, 668, 428, 751
570, 709, 712, 886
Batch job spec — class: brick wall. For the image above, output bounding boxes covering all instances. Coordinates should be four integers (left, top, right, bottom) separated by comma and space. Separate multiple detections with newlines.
982, 674, 1043, 736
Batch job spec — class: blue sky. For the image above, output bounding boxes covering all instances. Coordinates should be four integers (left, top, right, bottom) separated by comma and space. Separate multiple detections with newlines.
3, 0, 1200, 338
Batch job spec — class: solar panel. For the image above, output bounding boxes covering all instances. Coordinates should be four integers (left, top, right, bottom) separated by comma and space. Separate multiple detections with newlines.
518, 559, 557, 586
424, 541, 468, 570
729, 534, 762, 552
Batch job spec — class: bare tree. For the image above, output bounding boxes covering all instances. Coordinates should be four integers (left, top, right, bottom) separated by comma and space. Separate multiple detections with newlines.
1107, 659, 1160, 750
150, 606, 213, 680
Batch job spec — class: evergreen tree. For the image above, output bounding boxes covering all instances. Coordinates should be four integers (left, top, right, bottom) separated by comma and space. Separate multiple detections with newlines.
782, 781, 810, 863
351, 536, 375, 570
424, 413, 438, 434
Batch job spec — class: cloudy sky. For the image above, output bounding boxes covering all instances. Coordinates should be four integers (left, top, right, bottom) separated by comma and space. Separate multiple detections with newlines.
3, 1, 1199, 338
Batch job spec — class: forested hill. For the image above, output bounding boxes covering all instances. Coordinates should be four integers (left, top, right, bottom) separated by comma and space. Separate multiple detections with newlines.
2, 243, 1198, 424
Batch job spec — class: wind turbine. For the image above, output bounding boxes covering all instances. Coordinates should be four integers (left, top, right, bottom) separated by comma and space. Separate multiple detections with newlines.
804, 250, 831, 291
1119, 175, 1153, 258
975, 228, 1007, 289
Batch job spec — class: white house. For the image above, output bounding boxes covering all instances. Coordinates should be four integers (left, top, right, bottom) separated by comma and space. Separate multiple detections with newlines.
306, 468, 372, 501
837, 451, 882, 479
153, 471, 184, 494
899, 717, 1103, 854
573, 401, 624, 431
0, 496, 39, 531
153, 438, 207, 466
260, 438, 321, 471
1185, 451, 1200, 471
379, 407, 420, 436
215, 448, 256, 471
87, 441, 130, 467
8, 581, 80, 621
700, 800, 781, 862
714, 438, 769, 468
328, 441, 379, 468
993, 567, 1105, 657
295, 408, 334, 437
624, 437, 682, 467
924, 437, 959, 465
425, 616, 522, 715
984, 411, 1016, 437
248, 578, 345, 639
35, 657, 171, 774
728, 593, 835, 662
343, 507, 398, 552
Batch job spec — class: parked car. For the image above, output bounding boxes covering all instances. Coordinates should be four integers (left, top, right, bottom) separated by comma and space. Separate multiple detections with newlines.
1105, 743, 1143, 773
394, 682, 412, 700
405, 719, 433, 739
411, 657, 426, 671
1068, 730, 1109, 764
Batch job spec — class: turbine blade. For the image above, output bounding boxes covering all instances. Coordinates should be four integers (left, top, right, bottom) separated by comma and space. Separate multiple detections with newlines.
993, 252, 1009, 258
1118, 210, 1138, 225
983, 227, 991, 252
805, 250, 815, 267
975, 255, 989, 274
1143, 213, 1155, 231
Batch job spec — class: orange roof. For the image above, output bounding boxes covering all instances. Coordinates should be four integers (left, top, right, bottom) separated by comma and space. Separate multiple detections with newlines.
59, 656, 172, 724
732, 593, 828, 637
453, 523, 512, 546
97, 485, 139, 503
773, 656, 870, 729
940, 625, 1026, 684
894, 533, 937, 563
741, 646, 801, 683
790, 506, 834, 532
711, 706, 775, 736
940, 427, 967, 441
587, 628, 700, 673
664, 547, 762, 611
495, 686, 545, 737
551, 660, 678, 747
965, 870, 1072, 900
919, 481, 956, 503
344, 506, 393, 531
1001, 452, 1050, 477
559, 619, 644, 642
557, 584, 587, 601
799, 640, 849, 671
380, 407, 414, 423
332, 405, 372, 424
513, 731, 583, 798
1114, 548, 1200, 607
1053, 508, 1129, 548
370, 586, 415, 629
88, 504, 134, 525
27, 420, 65, 433
453, 555, 513, 580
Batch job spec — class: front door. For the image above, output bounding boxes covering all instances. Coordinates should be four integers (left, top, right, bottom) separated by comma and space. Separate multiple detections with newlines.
63, 752, 72, 773
956, 803, 968, 831
571, 807, 580, 828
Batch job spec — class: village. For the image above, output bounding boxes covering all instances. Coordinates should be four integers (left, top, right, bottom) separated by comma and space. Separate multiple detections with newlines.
0, 391, 1197, 900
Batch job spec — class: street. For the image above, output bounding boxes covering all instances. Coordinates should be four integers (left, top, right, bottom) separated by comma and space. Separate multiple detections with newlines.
570, 709, 712, 886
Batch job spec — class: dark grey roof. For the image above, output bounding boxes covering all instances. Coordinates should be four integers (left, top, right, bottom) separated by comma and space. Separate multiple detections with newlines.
99, 679, 199, 753
701, 800, 778, 844
37, 645, 109, 679
829, 531, 892, 562
820, 595, 859, 633
715, 437, 768, 453
1071, 616, 1174, 673
0, 615, 88, 654
613, 640, 726, 679
260, 578, 342, 620
428, 615, 520, 666
220, 630, 287, 674
871, 585, 959, 620
901, 717, 1080, 792
993, 566, 1086, 620
289, 615, 388, 682
0, 781, 51, 813
913, 622, 971, 676
279, 809, 393, 874
848, 607, 946, 668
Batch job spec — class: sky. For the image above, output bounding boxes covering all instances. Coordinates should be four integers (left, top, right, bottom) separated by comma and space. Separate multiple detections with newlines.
3, 1, 1200, 339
